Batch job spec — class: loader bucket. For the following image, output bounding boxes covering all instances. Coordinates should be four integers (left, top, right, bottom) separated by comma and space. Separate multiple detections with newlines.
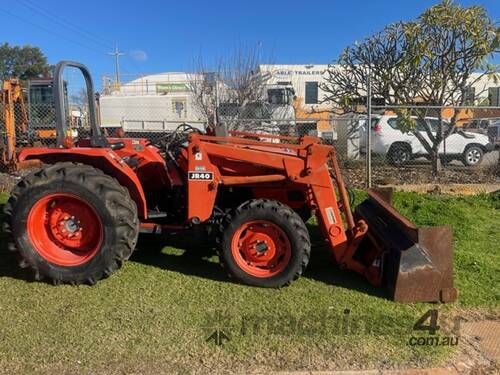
354, 188, 458, 303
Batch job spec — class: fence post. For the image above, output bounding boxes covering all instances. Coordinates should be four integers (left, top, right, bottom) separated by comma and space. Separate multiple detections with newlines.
366, 69, 372, 188
214, 74, 220, 126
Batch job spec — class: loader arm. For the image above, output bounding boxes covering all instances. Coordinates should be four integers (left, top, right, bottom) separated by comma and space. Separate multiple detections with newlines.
185, 131, 457, 303
185, 132, 367, 268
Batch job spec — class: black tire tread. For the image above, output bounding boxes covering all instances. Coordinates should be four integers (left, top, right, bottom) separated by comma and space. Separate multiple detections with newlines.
3, 162, 139, 285
216, 198, 311, 287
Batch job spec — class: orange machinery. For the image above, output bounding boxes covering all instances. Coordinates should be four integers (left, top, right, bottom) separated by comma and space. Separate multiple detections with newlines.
1, 79, 28, 168
5, 61, 458, 303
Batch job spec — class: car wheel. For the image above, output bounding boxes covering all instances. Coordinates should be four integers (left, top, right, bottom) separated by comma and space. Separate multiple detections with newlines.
387, 144, 411, 166
462, 145, 483, 166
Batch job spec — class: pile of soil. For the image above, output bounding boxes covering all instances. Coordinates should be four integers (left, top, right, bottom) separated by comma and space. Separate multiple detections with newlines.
342, 164, 499, 189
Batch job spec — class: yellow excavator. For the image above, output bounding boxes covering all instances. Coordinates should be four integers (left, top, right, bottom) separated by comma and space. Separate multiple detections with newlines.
1, 79, 28, 169
1, 78, 58, 170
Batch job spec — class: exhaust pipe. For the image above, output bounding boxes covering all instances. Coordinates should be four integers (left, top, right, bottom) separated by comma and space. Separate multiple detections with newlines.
354, 188, 458, 303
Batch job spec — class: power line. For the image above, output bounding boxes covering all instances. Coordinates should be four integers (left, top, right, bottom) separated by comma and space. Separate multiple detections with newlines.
17, 0, 114, 50
3, 3, 145, 86
20, 0, 114, 48
0, 7, 106, 55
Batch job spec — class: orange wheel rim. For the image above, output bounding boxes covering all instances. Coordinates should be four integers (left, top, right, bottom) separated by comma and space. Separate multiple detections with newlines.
231, 220, 291, 277
27, 193, 103, 266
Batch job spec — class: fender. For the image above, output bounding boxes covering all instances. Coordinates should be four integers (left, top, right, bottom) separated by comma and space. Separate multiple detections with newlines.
18, 147, 148, 218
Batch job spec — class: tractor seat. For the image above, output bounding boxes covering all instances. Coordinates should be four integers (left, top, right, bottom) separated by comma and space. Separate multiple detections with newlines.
89, 135, 125, 151
109, 141, 125, 150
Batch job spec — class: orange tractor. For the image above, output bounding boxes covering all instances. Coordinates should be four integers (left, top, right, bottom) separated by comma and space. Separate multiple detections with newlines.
4, 62, 457, 303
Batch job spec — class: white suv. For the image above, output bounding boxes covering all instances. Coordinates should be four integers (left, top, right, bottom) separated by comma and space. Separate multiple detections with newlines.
360, 115, 495, 166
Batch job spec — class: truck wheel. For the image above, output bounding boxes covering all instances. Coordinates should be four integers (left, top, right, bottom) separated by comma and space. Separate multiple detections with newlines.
387, 143, 411, 166
462, 145, 483, 166
4, 162, 139, 285
218, 199, 311, 288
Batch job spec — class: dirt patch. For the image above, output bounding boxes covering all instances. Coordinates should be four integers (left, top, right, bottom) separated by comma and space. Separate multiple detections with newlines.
384, 184, 500, 195
342, 164, 499, 190
0, 172, 19, 192
0, 169, 38, 192
444, 309, 500, 375
461, 321, 500, 362
382, 369, 457, 375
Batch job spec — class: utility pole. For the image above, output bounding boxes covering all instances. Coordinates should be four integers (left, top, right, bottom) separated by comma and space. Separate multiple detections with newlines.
107, 44, 125, 89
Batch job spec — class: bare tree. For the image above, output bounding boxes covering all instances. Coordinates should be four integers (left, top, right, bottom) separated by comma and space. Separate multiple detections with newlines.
188, 44, 271, 129
218, 45, 269, 106
188, 57, 217, 127
322, 0, 500, 174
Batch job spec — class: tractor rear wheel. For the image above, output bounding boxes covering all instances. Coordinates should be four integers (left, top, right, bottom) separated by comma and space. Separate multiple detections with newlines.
4, 162, 139, 285
218, 199, 311, 288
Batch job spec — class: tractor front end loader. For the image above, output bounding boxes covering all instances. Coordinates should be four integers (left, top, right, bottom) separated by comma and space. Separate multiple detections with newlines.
4, 61, 457, 303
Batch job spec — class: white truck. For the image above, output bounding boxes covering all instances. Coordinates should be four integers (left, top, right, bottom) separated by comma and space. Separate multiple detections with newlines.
99, 95, 206, 137
217, 84, 318, 137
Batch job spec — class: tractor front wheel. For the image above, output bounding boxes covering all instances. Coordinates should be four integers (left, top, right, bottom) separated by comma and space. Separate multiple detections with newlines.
4, 162, 139, 285
218, 199, 311, 287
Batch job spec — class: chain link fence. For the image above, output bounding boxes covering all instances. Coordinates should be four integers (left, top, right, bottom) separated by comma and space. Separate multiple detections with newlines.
366, 105, 500, 193
1, 93, 499, 194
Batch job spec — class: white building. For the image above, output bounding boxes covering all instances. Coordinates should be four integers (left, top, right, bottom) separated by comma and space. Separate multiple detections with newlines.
259, 64, 500, 107
100, 72, 206, 132
467, 72, 500, 105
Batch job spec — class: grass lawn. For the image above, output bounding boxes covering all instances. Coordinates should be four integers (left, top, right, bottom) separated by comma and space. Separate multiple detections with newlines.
0, 190, 498, 374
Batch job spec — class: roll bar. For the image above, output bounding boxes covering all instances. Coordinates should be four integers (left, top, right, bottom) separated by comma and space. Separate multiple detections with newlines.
53, 61, 107, 147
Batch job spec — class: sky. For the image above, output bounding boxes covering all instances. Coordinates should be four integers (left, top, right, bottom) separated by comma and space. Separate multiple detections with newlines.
1, 0, 499, 90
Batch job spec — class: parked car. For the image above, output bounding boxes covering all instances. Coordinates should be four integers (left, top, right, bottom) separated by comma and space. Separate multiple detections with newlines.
463, 118, 500, 145
360, 115, 495, 166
